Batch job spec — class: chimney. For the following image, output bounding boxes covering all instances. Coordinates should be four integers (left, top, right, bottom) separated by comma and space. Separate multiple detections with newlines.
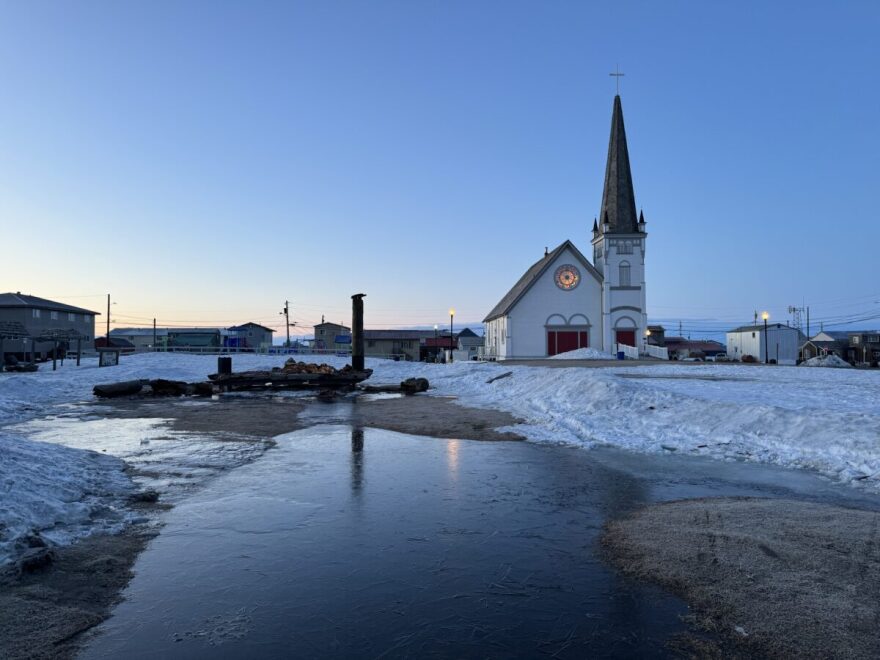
351, 293, 366, 371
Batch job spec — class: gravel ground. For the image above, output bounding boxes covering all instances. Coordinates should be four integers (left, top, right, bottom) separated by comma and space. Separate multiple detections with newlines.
603, 497, 880, 659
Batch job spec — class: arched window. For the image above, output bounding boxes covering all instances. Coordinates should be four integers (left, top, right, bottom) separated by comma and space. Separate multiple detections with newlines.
619, 261, 631, 286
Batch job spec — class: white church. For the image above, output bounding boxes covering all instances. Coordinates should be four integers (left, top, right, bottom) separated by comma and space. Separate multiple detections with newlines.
483, 95, 651, 359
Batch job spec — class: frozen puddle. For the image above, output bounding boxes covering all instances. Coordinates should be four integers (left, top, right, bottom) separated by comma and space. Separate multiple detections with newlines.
10, 415, 272, 501
80, 425, 689, 658
76, 424, 880, 659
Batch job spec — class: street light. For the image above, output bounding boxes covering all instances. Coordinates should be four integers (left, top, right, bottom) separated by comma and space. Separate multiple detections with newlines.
644, 328, 651, 355
449, 308, 455, 363
761, 311, 770, 364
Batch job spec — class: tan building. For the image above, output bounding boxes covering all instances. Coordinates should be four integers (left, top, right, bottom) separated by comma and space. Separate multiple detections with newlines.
364, 330, 430, 361
314, 322, 351, 352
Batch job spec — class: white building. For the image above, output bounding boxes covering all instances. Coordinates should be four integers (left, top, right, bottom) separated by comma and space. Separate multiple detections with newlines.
726, 324, 804, 365
483, 95, 651, 359
110, 327, 167, 350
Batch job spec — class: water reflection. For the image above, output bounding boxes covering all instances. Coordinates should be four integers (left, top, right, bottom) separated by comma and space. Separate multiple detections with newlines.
80, 426, 692, 659
446, 438, 460, 479
350, 427, 364, 495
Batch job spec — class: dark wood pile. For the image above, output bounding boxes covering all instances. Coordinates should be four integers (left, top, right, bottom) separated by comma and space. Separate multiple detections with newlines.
93, 359, 434, 399
208, 359, 373, 392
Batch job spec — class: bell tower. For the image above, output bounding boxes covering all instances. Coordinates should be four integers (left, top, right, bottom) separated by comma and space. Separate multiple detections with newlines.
591, 94, 648, 352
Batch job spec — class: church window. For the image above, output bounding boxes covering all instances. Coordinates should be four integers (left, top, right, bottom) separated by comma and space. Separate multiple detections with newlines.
618, 241, 633, 255
619, 261, 631, 286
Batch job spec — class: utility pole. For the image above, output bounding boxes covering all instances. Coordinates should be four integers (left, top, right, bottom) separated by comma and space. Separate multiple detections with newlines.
806, 307, 810, 338
153, 318, 157, 350
280, 301, 295, 349
106, 294, 111, 345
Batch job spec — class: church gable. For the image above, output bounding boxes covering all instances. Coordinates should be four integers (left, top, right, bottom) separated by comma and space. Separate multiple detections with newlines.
483, 240, 601, 323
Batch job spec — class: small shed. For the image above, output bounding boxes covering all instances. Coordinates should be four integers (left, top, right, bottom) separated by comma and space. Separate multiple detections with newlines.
726, 324, 803, 365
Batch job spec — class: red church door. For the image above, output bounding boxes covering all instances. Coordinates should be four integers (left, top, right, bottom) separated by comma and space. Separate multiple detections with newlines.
547, 330, 589, 356
615, 329, 636, 347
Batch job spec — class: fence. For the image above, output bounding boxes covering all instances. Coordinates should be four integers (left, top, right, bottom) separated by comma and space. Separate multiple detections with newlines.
616, 343, 640, 360
645, 344, 669, 360
127, 346, 422, 362
133, 346, 352, 356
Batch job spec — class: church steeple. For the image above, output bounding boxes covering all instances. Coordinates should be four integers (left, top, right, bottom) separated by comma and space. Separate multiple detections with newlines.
598, 95, 638, 234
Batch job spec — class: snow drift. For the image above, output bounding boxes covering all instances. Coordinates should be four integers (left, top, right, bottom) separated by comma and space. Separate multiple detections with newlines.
801, 354, 851, 368
549, 347, 615, 360
0, 431, 132, 566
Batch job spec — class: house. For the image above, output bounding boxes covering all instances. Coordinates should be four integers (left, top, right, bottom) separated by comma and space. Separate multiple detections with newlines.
95, 336, 136, 353
167, 328, 222, 350
646, 325, 666, 346
484, 95, 651, 359
456, 328, 484, 360
226, 323, 274, 351
663, 337, 726, 360
844, 331, 880, 365
313, 322, 352, 352
424, 334, 456, 361
0, 292, 98, 359
800, 331, 849, 361
364, 330, 432, 361
726, 324, 804, 365
110, 327, 168, 350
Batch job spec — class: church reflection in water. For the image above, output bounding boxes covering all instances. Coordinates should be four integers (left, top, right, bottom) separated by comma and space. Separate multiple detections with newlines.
445, 439, 460, 479
350, 427, 463, 492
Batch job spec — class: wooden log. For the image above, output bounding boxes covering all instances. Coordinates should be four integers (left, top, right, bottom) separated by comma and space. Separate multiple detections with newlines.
400, 377, 429, 394
187, 382, 215, 397
148, 379, 189, 396
486, 371, 513, 384
360, 377, 430, 395
93, 380, 146, 398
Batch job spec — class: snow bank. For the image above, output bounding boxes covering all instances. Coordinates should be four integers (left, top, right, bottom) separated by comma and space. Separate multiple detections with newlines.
549, 347, 615, 360
801, 354, 852, 368
0, 430, 132, 566
404, 360, 880, 491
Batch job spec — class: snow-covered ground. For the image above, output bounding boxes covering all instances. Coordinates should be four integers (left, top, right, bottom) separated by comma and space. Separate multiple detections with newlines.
2, 353, 880, 564
549, 347, 615, 360
0, 430, 132, 565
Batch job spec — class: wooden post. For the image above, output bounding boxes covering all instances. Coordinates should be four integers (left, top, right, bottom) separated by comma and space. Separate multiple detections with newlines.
76, 338, 82, 366
351, 293, 366, 371
52, 340, 58, 371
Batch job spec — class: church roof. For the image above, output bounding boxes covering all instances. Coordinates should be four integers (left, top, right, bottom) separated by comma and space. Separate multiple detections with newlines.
599, 95, 639, 234
483, 240, 602, 323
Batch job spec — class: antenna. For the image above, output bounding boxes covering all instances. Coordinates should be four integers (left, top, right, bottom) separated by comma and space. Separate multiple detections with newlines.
787, 305, 805, 332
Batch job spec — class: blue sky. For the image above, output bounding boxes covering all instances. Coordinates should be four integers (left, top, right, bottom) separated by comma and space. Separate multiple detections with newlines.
2, 1, 878, 337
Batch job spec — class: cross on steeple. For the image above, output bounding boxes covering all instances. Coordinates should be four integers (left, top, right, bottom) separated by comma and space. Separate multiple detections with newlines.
609, 65, 625, 95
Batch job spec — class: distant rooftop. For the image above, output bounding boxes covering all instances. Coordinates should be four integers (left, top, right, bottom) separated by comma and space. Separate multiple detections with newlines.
364, 329, 436, 340
0, 292, 99, 316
